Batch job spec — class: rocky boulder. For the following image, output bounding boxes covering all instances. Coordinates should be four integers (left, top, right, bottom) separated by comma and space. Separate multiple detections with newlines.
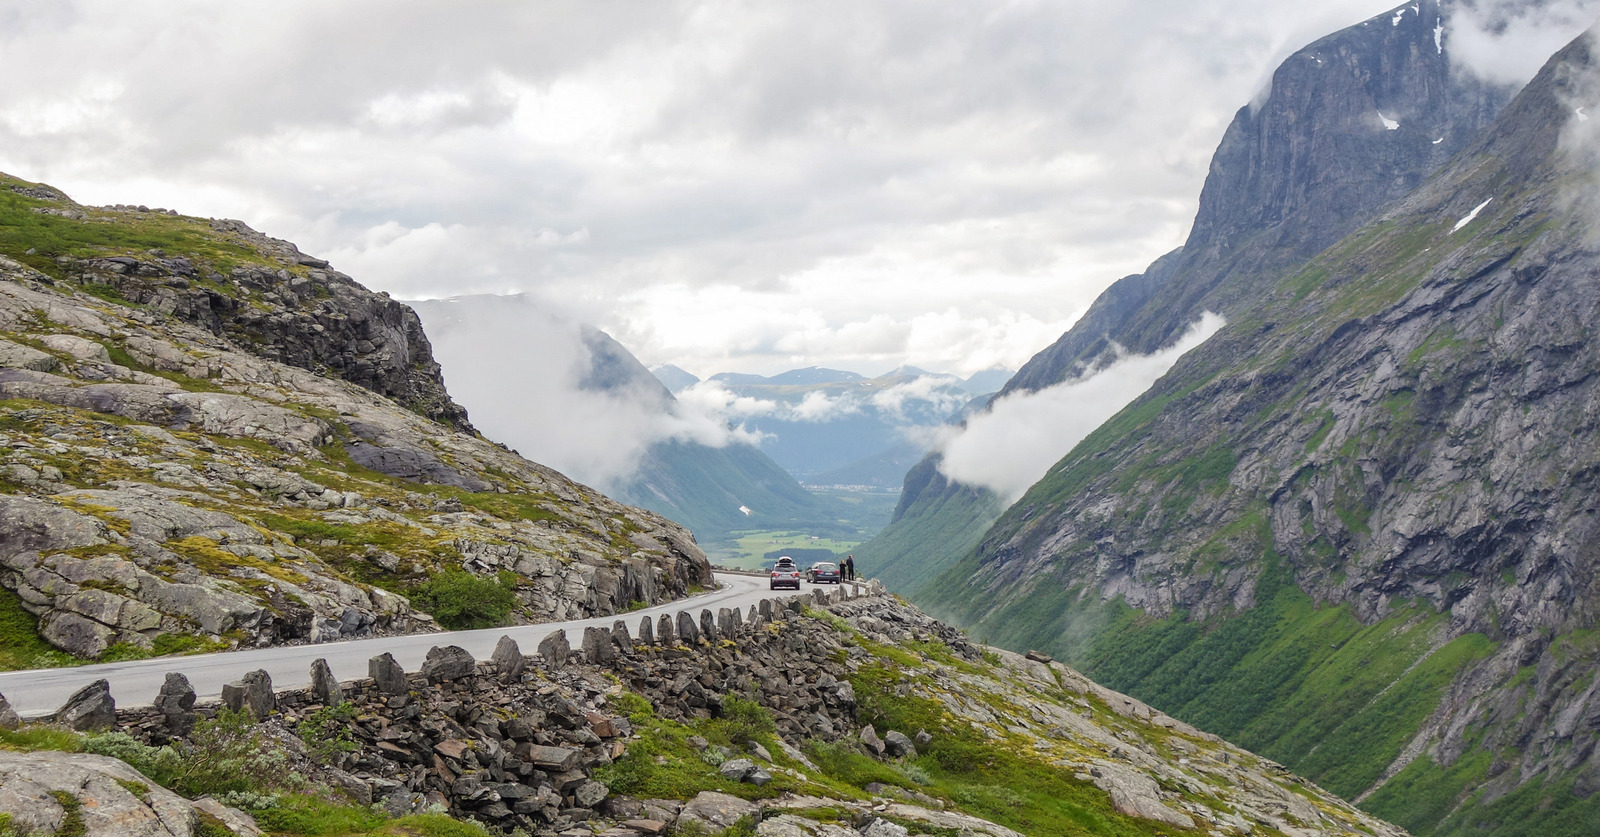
153, 673, 196, 739
57, 679, 116, 731
419, 645, 475, 684
0, 750, 257, 836
677, 791, 760, 833
717, 758, 772, 787
220, 670, 275, 719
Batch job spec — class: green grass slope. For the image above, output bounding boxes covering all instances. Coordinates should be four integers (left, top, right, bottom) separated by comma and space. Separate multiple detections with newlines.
850, 456, 1003, 596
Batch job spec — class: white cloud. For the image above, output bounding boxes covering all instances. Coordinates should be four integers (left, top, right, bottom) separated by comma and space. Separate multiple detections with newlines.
411, 295, 759, 492
0, 0, 1401, 381
869, 375, 970, 423
1447, 0, 1600, 87
938, 312, 1226, 503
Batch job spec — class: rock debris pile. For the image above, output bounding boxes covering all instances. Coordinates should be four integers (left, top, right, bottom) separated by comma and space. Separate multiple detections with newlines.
4, 582, 1405, 837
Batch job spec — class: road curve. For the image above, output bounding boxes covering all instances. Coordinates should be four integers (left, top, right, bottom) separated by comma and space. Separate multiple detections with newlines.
0, 571, 840, 718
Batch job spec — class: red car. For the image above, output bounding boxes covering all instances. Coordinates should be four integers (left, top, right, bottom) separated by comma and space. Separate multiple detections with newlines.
770, 557, 802, 590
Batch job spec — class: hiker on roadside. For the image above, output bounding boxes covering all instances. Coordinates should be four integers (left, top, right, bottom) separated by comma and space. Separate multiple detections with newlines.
843, 554, 856, 582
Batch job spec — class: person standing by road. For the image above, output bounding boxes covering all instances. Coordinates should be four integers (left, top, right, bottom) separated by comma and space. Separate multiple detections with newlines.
843, 554, 856, 582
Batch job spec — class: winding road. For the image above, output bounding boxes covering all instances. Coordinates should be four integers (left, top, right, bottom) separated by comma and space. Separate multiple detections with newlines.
0, 571, 841, 718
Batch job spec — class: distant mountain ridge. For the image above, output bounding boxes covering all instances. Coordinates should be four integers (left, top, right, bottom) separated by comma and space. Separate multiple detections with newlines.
671, 365, 1007, 488
410, 295, 858, 554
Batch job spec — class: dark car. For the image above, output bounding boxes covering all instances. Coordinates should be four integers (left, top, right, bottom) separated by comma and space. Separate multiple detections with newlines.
770, 556, 801, 590
805, 562, 841, 584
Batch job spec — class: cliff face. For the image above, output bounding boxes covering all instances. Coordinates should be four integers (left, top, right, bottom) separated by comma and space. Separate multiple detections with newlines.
1006, 0, 1508, 394
928, 29, 1600, 837
27, 209, 473, 432
861, 0, 1513, 595
0, 176, 710, 662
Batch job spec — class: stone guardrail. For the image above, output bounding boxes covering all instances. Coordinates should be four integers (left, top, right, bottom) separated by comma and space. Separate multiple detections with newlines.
22, 579, 887, 737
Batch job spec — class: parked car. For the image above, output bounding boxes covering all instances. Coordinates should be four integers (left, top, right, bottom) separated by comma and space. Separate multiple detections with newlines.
770, 556, 801, 590
805, 562, 841, 584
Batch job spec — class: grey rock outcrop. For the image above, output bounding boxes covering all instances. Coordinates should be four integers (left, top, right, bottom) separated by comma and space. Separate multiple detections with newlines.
1086, 762, 1195, 829
419, 645, 475, 684
0, 691, 18, 730
153, 673, 196, 739
310, 658, 342, 705
191, 797, 263, 837
859, 724, 886, 758
883, 730, 916, 759
56, 679, 115, 731
490, 635, 525, 683
677, 791, 760, 833
220, 669, 275, 719
369, 653, 407, 695
860, 819, 910, 837
717, 758, 771, 786
537, 629, 570, 670
0, 338, 58, 372
0, 750, 241, 836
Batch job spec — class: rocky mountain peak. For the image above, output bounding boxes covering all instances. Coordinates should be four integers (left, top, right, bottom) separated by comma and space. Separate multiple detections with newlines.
1003, 0, 1511, 397
2, 177, 472, 432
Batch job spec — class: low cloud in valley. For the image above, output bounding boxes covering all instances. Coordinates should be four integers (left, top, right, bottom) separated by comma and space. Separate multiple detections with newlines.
938, 313, 1227, 503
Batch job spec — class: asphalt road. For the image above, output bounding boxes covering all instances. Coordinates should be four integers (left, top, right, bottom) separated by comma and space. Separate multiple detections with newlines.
0, 572, 846, 718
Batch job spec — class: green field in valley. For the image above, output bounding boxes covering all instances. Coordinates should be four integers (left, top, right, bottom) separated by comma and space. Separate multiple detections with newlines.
706, 530, 864, 570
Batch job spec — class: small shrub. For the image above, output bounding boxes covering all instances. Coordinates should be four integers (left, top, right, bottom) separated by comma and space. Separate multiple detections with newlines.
174, 707, 291, 798
84, 732, 182, 786
804, 740, 906, 789
708, 695, 776, 749
896, 762, 933, 786
296, 702, 359, 765
410, 569, 517, 630
216, 790, 283, 811
389, 812, 499, 836
48, 790, 85, 837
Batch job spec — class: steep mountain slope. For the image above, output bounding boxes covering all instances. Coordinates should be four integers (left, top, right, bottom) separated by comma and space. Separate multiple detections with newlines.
860, 0, 1514, 597
0, 176, 710, 664
927, 28, 1600, 837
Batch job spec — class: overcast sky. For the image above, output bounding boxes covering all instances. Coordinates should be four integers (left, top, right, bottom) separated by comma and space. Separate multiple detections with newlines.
0, 0, 1582, 378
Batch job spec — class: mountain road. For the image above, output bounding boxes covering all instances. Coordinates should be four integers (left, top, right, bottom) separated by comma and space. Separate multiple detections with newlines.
0, 571, 842, 718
